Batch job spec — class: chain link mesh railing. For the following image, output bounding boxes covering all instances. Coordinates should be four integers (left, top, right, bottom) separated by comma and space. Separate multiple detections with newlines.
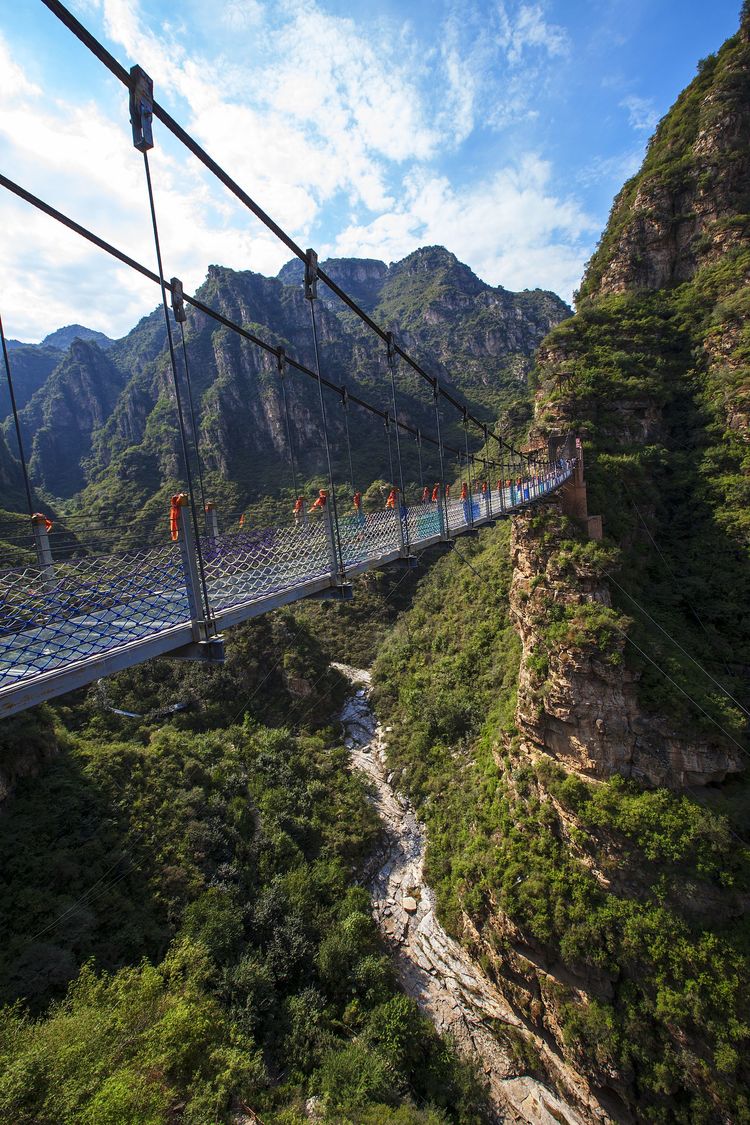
0, 462, 575, 702
201, 517, 332, 614
406, 503, 442, 546
0, 542, 188, 687
340, 508, 401, 568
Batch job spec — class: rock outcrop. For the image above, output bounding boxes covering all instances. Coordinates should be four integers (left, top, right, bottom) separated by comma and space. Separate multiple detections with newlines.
579, 12, 750, 304
19, 339, 128, 496
519, 11, 750, 789
509, 505, 744, 787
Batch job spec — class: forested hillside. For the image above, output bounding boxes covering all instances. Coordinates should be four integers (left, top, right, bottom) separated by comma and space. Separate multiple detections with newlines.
0, 608, 486, 1124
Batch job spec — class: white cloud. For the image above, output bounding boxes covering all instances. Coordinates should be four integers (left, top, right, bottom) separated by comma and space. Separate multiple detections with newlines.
332, 155, 596, 303
0, 0, 594, 340
620, 94, 659, 133
502, 4, 569, 65
577, 149, 643, 188
0, 37, 41, 100
221, 0, 263, 30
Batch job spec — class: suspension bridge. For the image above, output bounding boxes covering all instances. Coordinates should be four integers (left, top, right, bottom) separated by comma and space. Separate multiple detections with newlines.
0, 0, 576, 719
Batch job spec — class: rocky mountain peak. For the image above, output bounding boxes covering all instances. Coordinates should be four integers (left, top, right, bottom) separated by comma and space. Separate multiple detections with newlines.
41, 324, 114, 351
7, 247, 571, 513
277, 255, 388, 310
578, 19, 750, 302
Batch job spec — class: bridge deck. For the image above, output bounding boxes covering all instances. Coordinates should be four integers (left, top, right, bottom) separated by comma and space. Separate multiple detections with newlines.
0, 476, 569, 718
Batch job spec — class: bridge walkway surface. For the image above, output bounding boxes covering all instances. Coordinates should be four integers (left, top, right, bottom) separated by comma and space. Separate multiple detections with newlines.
0, 472, 570, 718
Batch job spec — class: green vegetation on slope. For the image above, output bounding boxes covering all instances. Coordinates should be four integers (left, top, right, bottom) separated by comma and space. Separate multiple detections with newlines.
535, 270, 750, 738
0, 615, 486, 1124
374, 522, 750, 1122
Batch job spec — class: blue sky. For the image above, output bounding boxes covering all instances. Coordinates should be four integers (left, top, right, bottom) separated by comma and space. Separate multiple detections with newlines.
0, 0, 741, 341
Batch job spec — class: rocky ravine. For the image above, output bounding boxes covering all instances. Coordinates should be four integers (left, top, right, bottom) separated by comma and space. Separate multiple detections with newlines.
335, 663, 604, 1125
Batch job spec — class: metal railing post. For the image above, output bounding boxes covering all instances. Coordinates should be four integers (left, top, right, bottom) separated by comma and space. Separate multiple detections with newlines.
323, 501, 340, 582
498, 447, 506, 514
31, 514, 55, 590
396, 502, 408, 557
176, 494, 208, 637
386, 331, 409, 554
204, 502, 219, 541
438, 491, 447, 538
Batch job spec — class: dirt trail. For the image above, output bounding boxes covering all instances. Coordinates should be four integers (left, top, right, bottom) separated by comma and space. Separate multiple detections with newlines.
336, 664, 599, 1125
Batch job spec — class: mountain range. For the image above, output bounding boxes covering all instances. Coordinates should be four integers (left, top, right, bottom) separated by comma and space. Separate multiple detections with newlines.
0, 248, 569, 529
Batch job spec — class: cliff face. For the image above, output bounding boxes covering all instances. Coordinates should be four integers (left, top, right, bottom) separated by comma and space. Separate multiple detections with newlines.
19, 340, 128, 496
509, 507, 743, 787
39, 325, 113, 352
0, 344, 62, 422
0, 431, 28, 516
277, 255, 389, 309
520, 14, 750, 787
375, 247, 569, 417
579, 16, 750, 303
435, 25, 750, 1115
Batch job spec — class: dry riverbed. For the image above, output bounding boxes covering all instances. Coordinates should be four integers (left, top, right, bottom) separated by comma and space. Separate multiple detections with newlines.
335, 664, 594, 1125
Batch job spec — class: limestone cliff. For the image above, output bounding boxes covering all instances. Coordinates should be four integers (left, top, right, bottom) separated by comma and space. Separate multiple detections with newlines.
0, 343, 61, 422
579, 13, 750, 303
515, 11, 750, 787
509, 505, 743, 787
19, 340, 128, 496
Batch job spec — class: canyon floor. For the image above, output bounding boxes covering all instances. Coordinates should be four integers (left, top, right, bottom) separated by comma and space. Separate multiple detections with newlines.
335, 664, 597, 1125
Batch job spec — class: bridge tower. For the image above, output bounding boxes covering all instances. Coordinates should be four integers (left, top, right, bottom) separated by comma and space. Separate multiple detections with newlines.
557, 437, 602, 540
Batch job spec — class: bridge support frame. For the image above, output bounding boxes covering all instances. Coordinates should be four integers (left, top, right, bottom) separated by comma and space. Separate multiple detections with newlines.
438, 493, 449, 540
397, 505, 409, 558
32, 514, 55, 590
176, 496, 213, 639
204, 502, 219, 541
323, 502, 347, 587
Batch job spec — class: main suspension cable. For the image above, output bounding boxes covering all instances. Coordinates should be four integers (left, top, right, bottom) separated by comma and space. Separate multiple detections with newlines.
305, 255, 344, 578
416, 430, 424, 493
386, 333, 406, 503
141, 148, 213, 626
277, 349, 299, 498
463, 413, 474, 524
341, 387, 356, 495
0, 313, 34, 516
385, 414, 395, 488
176, 312, 207, 516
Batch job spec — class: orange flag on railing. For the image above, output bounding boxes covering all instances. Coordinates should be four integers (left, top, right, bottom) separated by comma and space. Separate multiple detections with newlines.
169, 496, 181, 542
32, 513, 53, 533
